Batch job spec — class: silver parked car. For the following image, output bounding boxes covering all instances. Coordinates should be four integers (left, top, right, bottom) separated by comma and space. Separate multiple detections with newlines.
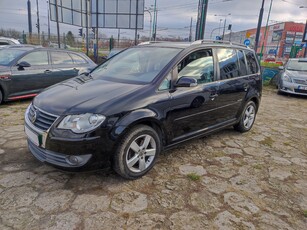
277, 58, 307, 95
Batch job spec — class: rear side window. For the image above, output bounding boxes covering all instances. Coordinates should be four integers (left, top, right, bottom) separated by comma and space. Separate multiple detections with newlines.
237, 50, 248, 76
51, 52, 73, 65
19, 51, 48, 65
217, 48, 240, 79
69, 53, 88, 64
245, 51, 258, 74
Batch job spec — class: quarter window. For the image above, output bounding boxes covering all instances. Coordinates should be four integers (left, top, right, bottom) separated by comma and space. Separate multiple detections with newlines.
158, 72, 172, 91
217, 48, 240, 79
51, 52, 73, 65
19, 51, 48, 65
245, 51, 258, 74
178, 49, 214, 84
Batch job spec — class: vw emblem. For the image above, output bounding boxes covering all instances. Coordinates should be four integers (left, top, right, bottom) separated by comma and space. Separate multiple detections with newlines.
31, 110, 37, 123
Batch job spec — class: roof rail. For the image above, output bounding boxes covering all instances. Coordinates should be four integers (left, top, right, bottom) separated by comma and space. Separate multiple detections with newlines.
138, 41, 171, 46
191, 39, 248, 48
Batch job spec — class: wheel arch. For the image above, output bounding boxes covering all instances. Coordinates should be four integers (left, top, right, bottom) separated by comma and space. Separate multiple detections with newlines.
111, 109, 168, 147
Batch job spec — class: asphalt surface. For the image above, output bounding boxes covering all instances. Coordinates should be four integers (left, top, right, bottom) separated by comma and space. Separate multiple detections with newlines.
0, 87, 306, 229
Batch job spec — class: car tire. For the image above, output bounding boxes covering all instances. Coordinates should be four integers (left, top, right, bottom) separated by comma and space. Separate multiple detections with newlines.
0, 89, 3, 105
234, 101, 257, 133
112, 125, 161, 179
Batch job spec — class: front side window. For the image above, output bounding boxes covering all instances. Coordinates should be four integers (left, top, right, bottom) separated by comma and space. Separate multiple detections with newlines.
177, 49, 214, 84
19, 51, 48, 66
0, 49, 27, 66
245, 51, 259, 74
217, 48, 240, 80
91, 47, 182, 84
51, 52, 73, 65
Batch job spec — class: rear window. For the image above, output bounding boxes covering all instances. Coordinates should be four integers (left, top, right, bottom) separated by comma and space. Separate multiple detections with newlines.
51, 52, 73, 65
245, 51, 258, 74
69, 53, 88, 64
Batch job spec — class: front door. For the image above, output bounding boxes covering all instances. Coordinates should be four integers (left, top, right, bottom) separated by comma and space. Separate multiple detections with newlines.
9, 50, 51, 97
168, 49, 222, 142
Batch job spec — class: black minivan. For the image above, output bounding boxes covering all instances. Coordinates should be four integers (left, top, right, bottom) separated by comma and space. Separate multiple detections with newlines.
24, 41, 262, 179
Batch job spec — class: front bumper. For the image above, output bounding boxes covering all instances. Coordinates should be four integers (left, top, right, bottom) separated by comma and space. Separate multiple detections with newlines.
27, 139, 92, 168
24, 105, 114, 169
279, 81, 307, 96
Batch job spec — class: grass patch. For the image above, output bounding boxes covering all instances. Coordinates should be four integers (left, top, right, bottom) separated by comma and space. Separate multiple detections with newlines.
260, 137, 274, 147
283, 142, 291, 146
187, 173, 201, 181
253, 164, 262, 170
303, 210, 307, 217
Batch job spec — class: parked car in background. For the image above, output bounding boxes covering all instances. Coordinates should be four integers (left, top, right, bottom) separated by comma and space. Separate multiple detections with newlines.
0, 45, 96, 104
24, 40, 262, 179
0, 37, 20, 48
277, 58, 307, 95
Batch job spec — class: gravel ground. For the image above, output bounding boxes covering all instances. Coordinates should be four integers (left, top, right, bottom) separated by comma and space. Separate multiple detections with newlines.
0, 87, 306, 229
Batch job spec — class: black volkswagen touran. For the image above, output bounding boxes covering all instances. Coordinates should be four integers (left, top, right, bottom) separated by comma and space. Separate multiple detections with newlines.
24, 41, 262, 179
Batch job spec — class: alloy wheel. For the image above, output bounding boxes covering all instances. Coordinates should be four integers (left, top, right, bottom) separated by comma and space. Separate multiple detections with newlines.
125, 134, 157, 173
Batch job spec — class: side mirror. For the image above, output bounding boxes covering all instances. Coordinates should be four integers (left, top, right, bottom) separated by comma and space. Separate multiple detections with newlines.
175, 77, 198, 87
278, 66, 284, 70
17, 61, 31, 68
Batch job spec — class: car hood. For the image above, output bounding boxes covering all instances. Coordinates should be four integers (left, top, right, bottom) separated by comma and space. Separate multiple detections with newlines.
33, 77, 144, 115
286, 70, 307, 79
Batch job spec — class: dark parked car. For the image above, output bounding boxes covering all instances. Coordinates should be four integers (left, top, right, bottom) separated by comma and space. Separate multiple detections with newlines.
277, 58, 307, 95
0, 45, 96, 104
24, 41, 262, 179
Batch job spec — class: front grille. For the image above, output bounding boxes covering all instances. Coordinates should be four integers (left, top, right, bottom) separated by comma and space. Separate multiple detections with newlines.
293, 79, 307, 85
294, 89, 307, 94
28, 104, 58, 131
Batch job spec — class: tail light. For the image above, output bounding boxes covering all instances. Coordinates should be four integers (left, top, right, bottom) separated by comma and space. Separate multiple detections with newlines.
0, 74, 11, 80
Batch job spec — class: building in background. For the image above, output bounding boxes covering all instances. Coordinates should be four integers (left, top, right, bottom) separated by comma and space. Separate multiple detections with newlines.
224, 21, 306, 60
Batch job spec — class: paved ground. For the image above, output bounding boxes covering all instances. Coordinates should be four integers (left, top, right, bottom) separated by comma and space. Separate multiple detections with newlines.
0, 88, 306, 229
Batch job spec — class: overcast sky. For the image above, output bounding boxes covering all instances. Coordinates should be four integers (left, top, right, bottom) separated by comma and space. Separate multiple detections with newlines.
0, 0, 306, 40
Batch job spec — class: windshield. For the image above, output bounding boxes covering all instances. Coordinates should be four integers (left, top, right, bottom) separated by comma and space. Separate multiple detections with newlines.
91, 47, 182, 84
0, 49, 27, 66
286, 59, 307, 71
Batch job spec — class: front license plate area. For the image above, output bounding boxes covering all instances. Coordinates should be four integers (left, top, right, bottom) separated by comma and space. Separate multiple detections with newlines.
298, 85, 307, 90
25, 126, 41, 146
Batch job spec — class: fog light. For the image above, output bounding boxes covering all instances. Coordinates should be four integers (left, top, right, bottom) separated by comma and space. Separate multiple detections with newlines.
65, 154, 92, 167
67, 156, 79, 166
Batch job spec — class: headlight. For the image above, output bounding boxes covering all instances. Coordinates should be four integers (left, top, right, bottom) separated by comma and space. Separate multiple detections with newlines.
58, 113, 106, 133
282, 75, 292, 83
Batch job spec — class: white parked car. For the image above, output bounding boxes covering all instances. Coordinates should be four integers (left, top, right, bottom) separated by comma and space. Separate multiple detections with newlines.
0, 37, 20, 48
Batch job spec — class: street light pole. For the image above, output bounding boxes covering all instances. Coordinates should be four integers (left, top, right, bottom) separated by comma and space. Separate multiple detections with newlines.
152, 0, 157, 41
144, 9, 152, 41
215, 14, 231, 40
254, 0, 265, 53
222, 18, 227, 40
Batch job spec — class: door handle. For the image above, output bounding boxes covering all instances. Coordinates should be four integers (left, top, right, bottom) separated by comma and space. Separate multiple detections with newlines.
44, 70, 52, 74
